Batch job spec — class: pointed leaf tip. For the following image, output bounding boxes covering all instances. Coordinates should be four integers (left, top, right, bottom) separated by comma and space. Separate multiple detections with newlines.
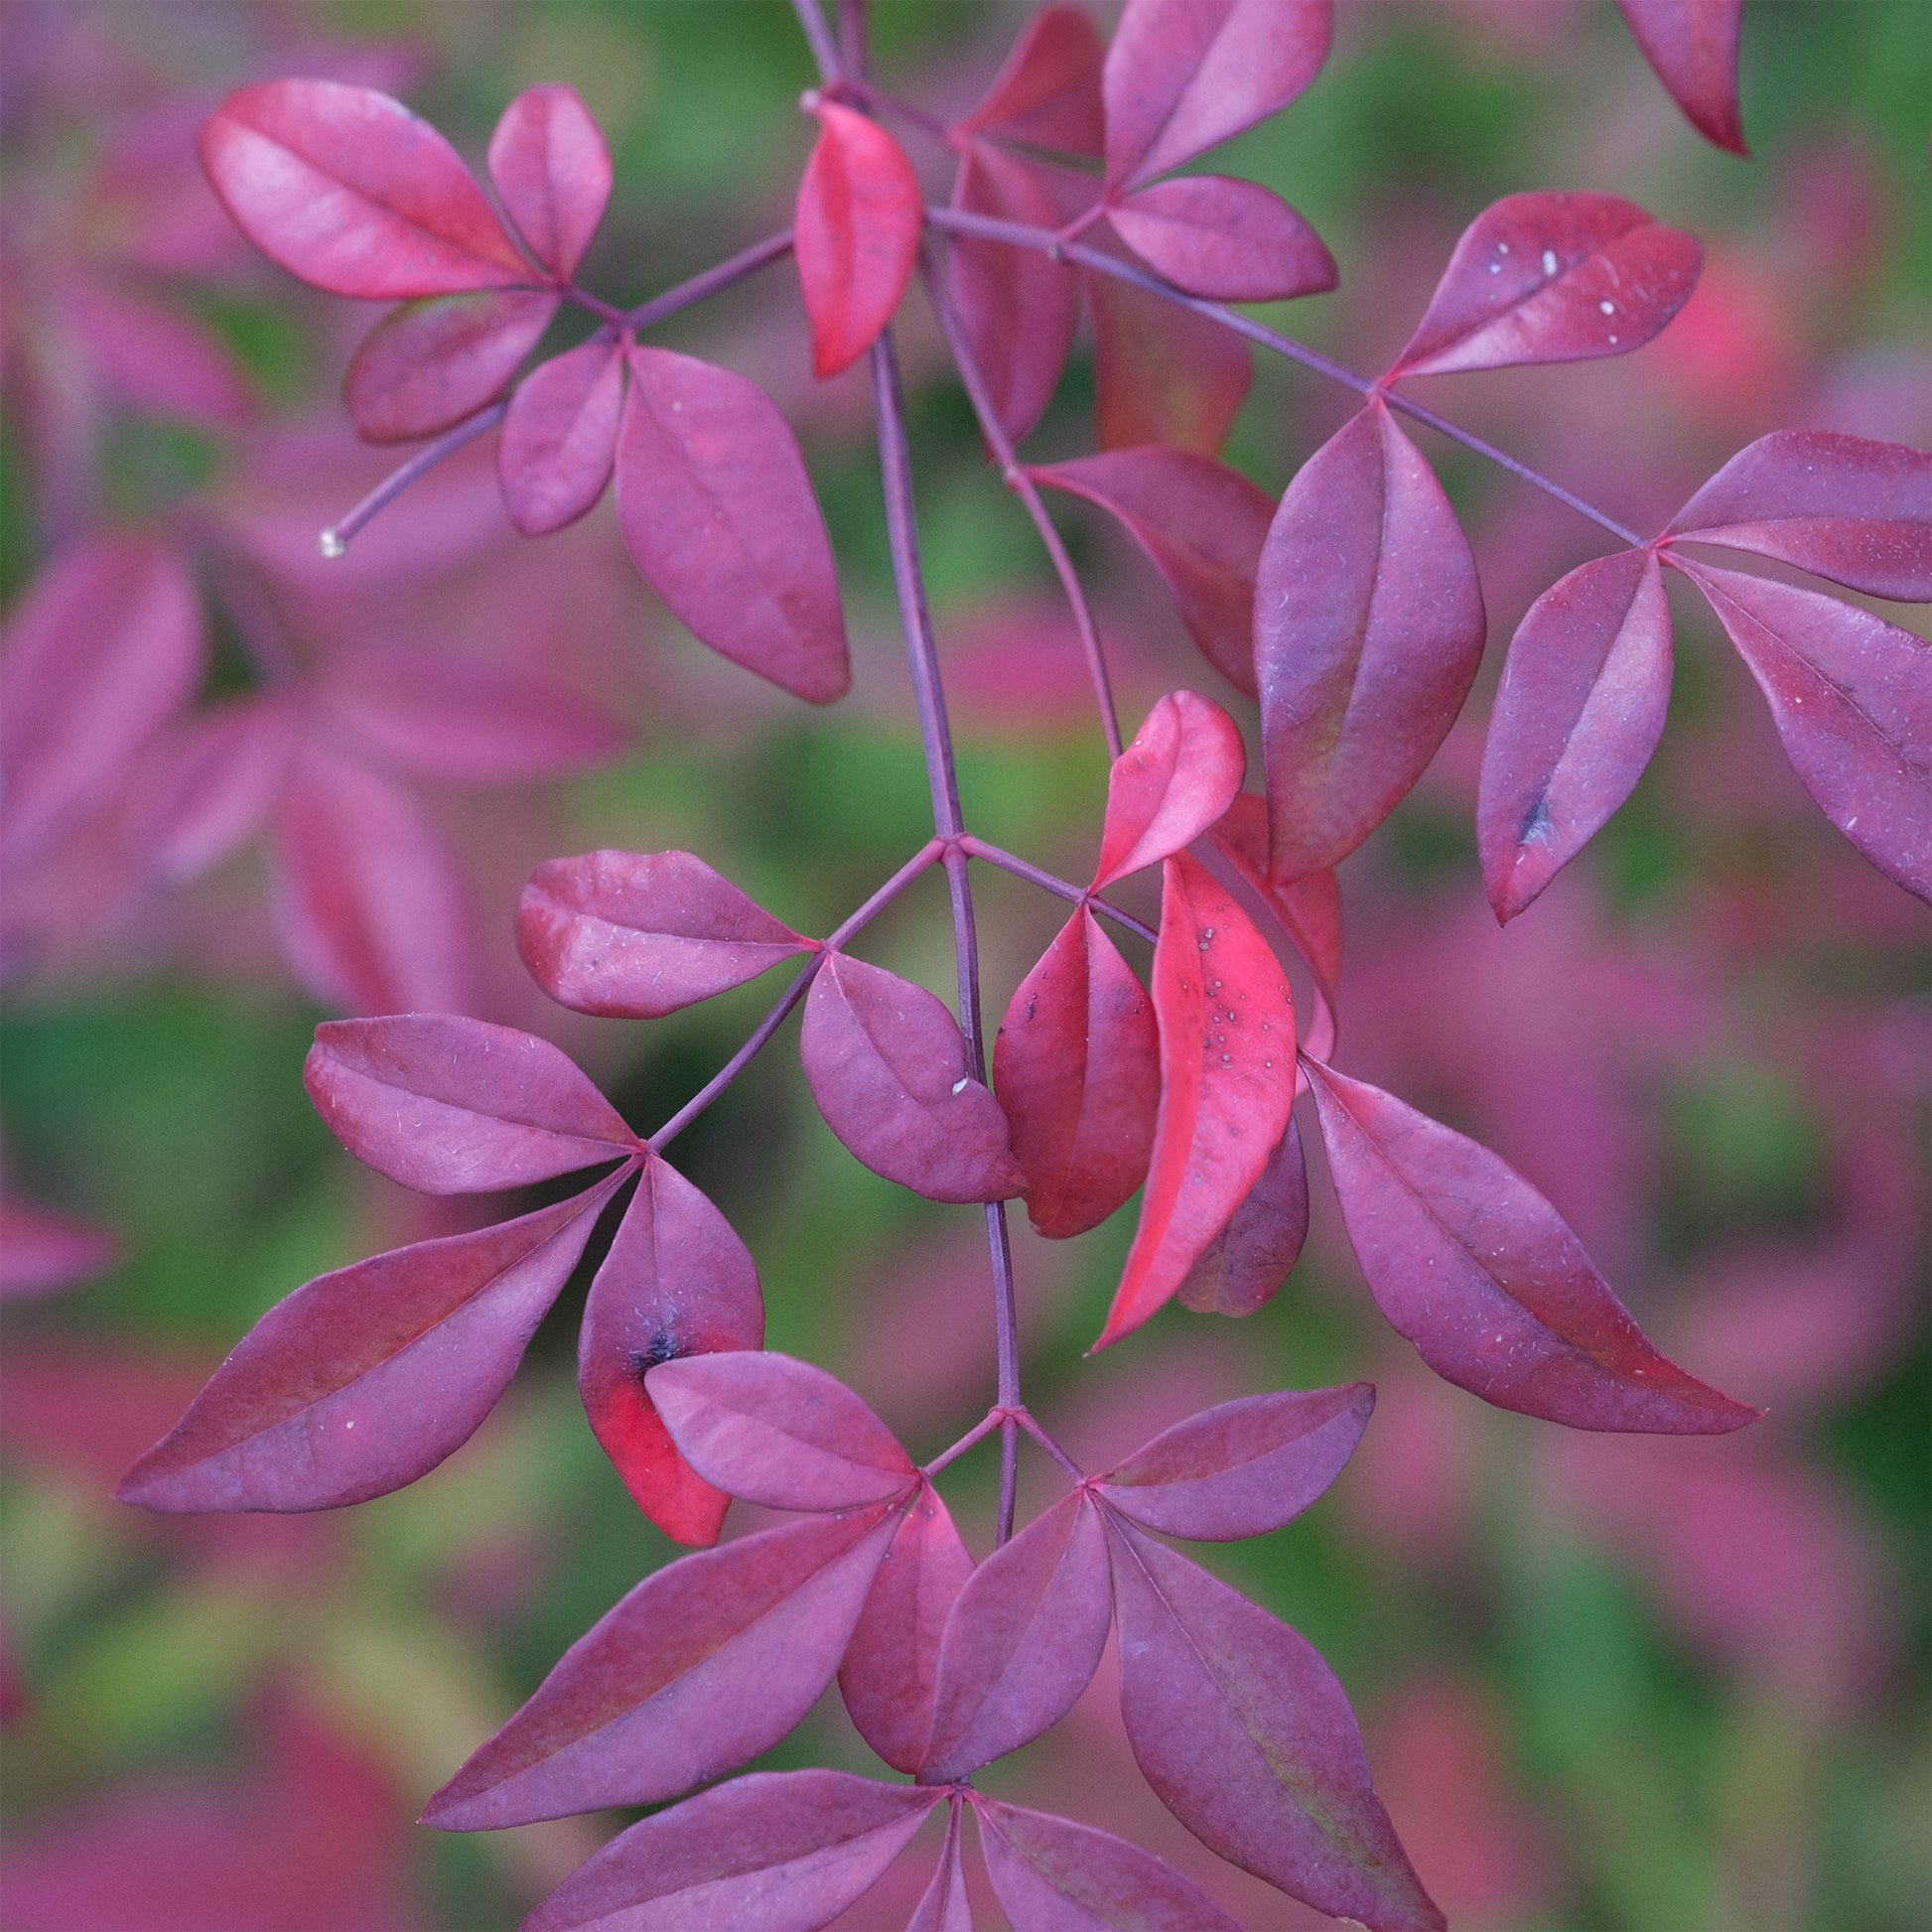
1093, 690, 1247, 890
487, 83, 612, 282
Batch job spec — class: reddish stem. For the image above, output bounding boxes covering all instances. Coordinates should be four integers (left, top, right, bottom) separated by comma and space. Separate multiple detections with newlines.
959, 836, 1159, 945
921, 1406, 1009, 1479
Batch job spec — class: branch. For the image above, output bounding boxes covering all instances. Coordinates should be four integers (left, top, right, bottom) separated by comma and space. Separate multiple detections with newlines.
960, 836, 1158, 945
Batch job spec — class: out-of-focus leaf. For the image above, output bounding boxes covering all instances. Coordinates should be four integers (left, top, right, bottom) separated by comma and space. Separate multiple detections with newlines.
1615, 0, 1748, 155
956, 5, 1105, 154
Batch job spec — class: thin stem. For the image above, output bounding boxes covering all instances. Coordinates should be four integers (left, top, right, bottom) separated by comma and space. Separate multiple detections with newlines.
838, 0, 869, 79
789, 0, 841, 82
624, 229, 795, 333
1012, 1407, 1086, 1481
921, 1406, 1007, 1479
959, 836, 1158, 945
319, 401, 506, 556
565, 283, 628, 326
824, 839, 946, 949
842, 77, 950, 142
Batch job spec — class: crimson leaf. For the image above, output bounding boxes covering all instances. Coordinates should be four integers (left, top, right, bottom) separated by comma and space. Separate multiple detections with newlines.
955, 5, 1105, 155
1615, 0, 1748, 155
486, 84, 612, 283
343, 289, 557, 443
1092, 689, 1247, 890
498, 340, 624, 535
1107, 176, 1336, 303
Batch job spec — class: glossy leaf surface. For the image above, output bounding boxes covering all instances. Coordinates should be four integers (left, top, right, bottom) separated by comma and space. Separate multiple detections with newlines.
1615, 0, 1747, 154
956, 5, 1105, 154
498, 340, 624, 535
1108, 176, 1336, 303
1086, 267, 1251, 458
1092, 689, 1248, 890
486, 84, 611, 281
343, 288, 556, 443
1174, 1115, 1310, 1317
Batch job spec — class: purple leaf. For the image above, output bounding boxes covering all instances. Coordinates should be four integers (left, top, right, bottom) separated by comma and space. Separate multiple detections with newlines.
1092, 689, 1248, 890
498, 340, 624, 535
65, 273, 252, 428
1174, 1115, 1311, 1318
1256, 401, 1486, 882
616, 346, 851, 703
956, 5, 1105, 155
907, 1806, 972, 1932
517, 849, 816, 1019
1107, 176, 1336, 303
800, 953, 1026, 1205
127, 697, 295, 885
1476, 549, 1674, 922
423, 1506, 899, 1829
1304, 1056, 1762, 1433
1086, 266, 1252, 458
487, 84, 612, 282
343, 289, 557, 443
115, 1175, 622, 1514
0, 1200, 117, 1302
1615, 0, 1748, 155
1107, 1521, 1445, 1932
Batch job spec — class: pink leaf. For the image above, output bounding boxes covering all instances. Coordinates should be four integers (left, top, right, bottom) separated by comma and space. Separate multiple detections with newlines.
422, 1505, 899, 1829
973, 1795, 1243, 1932
1099, 854, 1297, 1349
1097, 1382, 1371, 1540
616, 346, 851, 703
994, 909, 1159, 1240
115, 1175, 622, 1513
1092, 689, 1248, 889
487, 84, 612, 282
525, 1771, 940, 1932
1086, 265, 1252, 457
198, 80, 531, 298
64, 274, 253, 427
1107, 1521, 1445, 1932
1665, 430, 1932, 602
795, 100, 922, 378
840, 1480, 975, 1776
1256, 401, 1486, 881
1303, 1056, 1761, 1433
1031, 450, 1273, 697
1389, 193, 1702, 379
1174, 1115, 1310, 1317
0, 1200, 116, 1302
1476, 549, 1674, 922
517, 849, 816, 1019
921, 1490, 1113, 1783
304, 1014, 637, 1194
1674, 558, 1932, 899
956, 5, 1105, 154
343, 288, 558, 443
126, 697, 295, 885
498, 340, 624, 535
580, 1159, 765, 1547
800, 953, 1026, 1204
1108, 176, 1336, 303
907, 1806, 972, 1932
1103, 0, 1332, 190
1615, 0, 1748, 155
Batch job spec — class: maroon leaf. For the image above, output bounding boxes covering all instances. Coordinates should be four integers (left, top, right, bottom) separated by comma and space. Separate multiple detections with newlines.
1086, 266, 1252, 458
1097, 1382, 1370, 1540
995, 909, 1159, 1240
1674, 558, 1932, 899
498, 340, 624, 535
127, 697, 295, 885
1099, 854, 1297, 1349
1030, 450, 1273, 697
908, 1805, 972, 1932
1255, 401, 1486, 881
198, 80, 531, 298
1304, 1056, 1761, 1433
580, 1159, 765, 1548
1389, 193, 1702, 379
0, 1200, 116, 1302
1108, 176, 1336, 303
1174, 1115, 1310, 1318
1476, 549, 1674, 922
1665, 430, 1932, 602
423, 1506, 899, 1829
1092, 689, 1248, 889
1107, 1522, 1445, 1932
517, 849, 816, 1019
956, 5, 1105, 155
616, 346, 851, 703
487, 84, 612, 282
921, 1491, 1113, 1783
795, 100, 922, 379
800, 953, 1026, 1204
116, 1175, 622, 1514
303, 1014, 638, 1195
343, 288, 558, 443
840, 1479, 975, 1775
973, 1795, 1243, 1932
1615, 0, 1748, 155
526, 1771, 940, 1932
1102, 0, 1332, 190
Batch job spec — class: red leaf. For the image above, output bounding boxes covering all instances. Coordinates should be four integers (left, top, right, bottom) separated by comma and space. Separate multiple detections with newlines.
198, 80, 530, 298
908, 1806, 972, 1932
1665, 430, 1932, 602
304, 1014, 638, 1194
956, 5, 1105, 155
1303, 1056, 1761, 1433
1107, 1521, 1445, 1932
994, 909, 1159, 1240
800, 953, 1026, 1204
127, 697, 295, 885
1099, 854, 1296, 1349
973, 1795, 1243, 1932
422, 1506, 899, 1829
1615, 0, 1748, 155
616, 346, 851, 703
1097, 1382, 1370, 1540
1256, 401, 1486, 881
1092, 689, 1248, 889
581, 1159, 765, 1547
1102, 0, 1331, 190
498, 340, 624, 535
517, 849, 816, 1019
1108, 176, 1335, 303
1476, 549, 1674, 922
525, 1771, 940, 1932
1675, 558, 1932, 899
1389, 193, 1702, 379
795, 100, 922, 379
1030, 450, 1272, 697
115, 1175, 622, 1514
343, 288, 557, 443
0, 1200, 116, 1302
487, 84, 612, 282
1174, 1115, 1310, 1317
840, 1479, 975, 1775
921, 1491, 1113, 1783
649, 1351, 913, 1513
1086, 266, 1252, 457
